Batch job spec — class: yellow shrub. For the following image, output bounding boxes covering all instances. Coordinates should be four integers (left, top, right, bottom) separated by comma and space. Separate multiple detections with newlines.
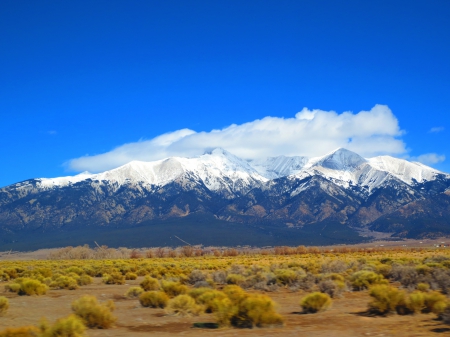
234, 294, 284, 328
39, 315, 86, 337
77, 275, 93, 286
0, 326, 39, 337
125, 272, 137, 280
0, 296, 9, 315
139, 291, 169, 308
300, 292, 332, 313
16, 278, 48, 296
50, 276, 78, 290
408, 291, 426, 313
274, 269, 298, 285
161, 281, 188, 298
222, 285, 248, 305
211, 297, 237, 326
351, 271, 387, 290
423, 291, 448, 315
140, 276, 159, 291
368, 285, 405, 315
64, 267, 84, 276
417, 283, 430, 292
5, 283, 21, 293
102, 272, 125, 285
71, 295, 116, 329
125, 286, 144, 299
197, 290, 228, 313
226, 274, 245, 285
209, 291, 283, 328
165, 295, 203, 316
188, 287, 212, 300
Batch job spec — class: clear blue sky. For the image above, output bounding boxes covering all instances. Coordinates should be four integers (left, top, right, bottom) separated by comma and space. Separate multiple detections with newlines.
1, 0, 449, 187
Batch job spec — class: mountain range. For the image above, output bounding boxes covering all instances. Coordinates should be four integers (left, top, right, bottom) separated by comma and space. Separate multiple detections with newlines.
1, 148, 450, 250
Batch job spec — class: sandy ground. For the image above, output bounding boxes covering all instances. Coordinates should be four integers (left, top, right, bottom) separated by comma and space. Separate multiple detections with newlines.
1, 277, 449, 336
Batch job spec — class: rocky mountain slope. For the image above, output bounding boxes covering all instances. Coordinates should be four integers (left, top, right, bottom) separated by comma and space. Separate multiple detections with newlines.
1, 148, 449, 248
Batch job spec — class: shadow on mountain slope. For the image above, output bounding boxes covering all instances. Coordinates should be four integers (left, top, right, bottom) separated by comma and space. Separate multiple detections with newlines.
0, 214, 366, 251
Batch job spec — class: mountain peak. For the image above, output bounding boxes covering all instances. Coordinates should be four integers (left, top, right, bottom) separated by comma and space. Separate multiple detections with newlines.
313, 148, 366, 171
203, 147, 230, 156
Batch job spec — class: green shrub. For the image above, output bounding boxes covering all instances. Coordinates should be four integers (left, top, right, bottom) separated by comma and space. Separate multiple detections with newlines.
71, 295, 116, 329
139, 291, 169, 308
140, 276, 159, 291
351, 271, 387, 290
102, 272, 125, 285
125, 272, 137, 280
368, 285, 405, 315
39, 314, 86, 337
165, 295, 203, 316
125, 286, 144, 299
161, 281, 188, 297
0, 296, 9, 315
300, 292, 332, 313
0, 326, 39, 337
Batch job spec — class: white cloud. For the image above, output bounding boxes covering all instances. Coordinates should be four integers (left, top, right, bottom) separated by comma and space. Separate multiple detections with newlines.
68, 104, 407, 173
412, 153, 446, 165
429, 126, 444, 133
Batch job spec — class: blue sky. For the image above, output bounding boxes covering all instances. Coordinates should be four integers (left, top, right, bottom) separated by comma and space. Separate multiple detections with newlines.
1, 0, 449, 187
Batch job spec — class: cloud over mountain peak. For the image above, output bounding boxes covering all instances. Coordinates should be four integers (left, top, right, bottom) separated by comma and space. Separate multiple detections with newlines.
68, 105, 406, 173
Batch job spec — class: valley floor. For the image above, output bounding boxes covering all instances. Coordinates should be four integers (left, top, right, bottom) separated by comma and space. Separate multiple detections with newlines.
1, 276, 448, 336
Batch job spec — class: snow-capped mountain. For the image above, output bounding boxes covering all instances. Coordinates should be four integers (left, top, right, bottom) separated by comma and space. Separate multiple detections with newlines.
293, 148, 446, 195
17, 147, 445, 197
1, 148, 449, 247
249, 155, 309, 179
8, 148, 267, 201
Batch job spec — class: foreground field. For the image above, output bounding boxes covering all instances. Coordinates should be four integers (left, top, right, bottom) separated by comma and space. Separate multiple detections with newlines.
1, 246, 450, 336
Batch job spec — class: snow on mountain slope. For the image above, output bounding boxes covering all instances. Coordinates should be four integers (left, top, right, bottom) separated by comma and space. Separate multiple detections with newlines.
39, 171, 94, 188
368, 156, 442, 185
291, 148, 448, 193
249, 155, 309, 179
12, 147, 448, 199
308, 148, 367, 171
36, 148, 267, 195
293, 148, 375, 191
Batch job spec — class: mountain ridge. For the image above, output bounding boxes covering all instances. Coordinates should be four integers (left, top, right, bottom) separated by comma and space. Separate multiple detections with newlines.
1, 148, 449, 249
